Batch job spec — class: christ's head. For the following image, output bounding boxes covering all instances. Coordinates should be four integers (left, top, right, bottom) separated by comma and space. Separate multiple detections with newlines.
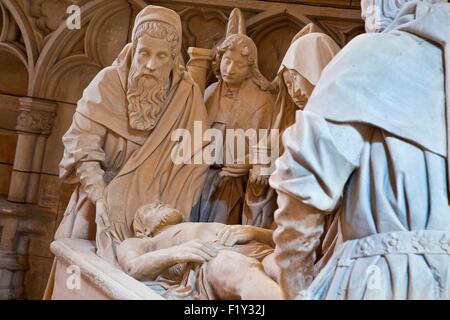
133, 201, 184, 238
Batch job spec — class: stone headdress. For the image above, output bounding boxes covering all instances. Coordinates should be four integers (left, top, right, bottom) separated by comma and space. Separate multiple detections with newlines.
272, 30, 340, 133
212, 8, 273, 92
131, 5, 182, 53
279, 32, 340, 87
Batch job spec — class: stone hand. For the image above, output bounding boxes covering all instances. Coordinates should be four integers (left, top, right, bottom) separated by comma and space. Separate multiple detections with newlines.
219, 163, 251, 177
217, 225, 257, 246
95, 199, 111, 229
170, 240, 218, 264
249, 167, 270, 185
250, 171, 269, 185
75, 161, 106, 204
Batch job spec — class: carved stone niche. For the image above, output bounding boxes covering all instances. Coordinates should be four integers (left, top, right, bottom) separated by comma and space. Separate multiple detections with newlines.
306, 15, 365, 47
180, 8, 229, 51
8, 98, 57, 204
178, 7, 229, 84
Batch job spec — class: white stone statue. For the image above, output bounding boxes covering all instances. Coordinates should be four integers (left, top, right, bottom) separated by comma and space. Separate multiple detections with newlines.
268, 30, 342, 272
191, 33, 276, 226
52, 5, 211, 268
117, 201, 282, 300
270, 0, 450, 299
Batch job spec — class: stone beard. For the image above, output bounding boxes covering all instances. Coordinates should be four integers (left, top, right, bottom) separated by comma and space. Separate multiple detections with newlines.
126, 61, 170, 131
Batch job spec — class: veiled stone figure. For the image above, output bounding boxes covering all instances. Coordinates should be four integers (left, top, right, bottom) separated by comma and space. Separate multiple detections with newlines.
191, 34, 275, 225
273, 30, 340, 133
270, 0, 450, 300
242, 26, 341, 230
276, 31, 343, 273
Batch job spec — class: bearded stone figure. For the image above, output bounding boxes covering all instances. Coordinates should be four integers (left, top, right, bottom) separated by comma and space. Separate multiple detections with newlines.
270, 0, 450, 300
191, 34, 276, 225
45, 6, 210, 297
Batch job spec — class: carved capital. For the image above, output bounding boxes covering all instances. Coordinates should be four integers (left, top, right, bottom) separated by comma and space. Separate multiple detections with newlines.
187, 47, 214, 65
16, 97, 58, 135
187, 47, 214, 93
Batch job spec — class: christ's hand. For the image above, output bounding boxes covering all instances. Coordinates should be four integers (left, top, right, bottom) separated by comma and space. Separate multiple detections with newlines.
217, 225, 257, 246
170, 240, 218, 264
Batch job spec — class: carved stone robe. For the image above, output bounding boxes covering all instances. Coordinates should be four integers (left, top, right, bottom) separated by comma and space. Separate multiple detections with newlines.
55, 44, 150, 242
191, 79, 274, 225
271, 33, 341, 251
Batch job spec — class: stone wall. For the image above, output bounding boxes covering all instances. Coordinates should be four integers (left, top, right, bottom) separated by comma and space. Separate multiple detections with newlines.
0, 0, 363, 299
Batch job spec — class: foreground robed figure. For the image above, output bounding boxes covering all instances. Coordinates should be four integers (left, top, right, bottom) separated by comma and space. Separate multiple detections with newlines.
270, 0, 450, 300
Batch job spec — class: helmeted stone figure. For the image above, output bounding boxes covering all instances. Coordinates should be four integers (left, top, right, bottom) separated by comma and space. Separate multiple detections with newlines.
270, 0, 450, 299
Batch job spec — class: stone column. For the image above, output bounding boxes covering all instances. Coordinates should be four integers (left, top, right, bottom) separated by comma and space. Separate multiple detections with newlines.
186, 47, 214, 94
8, 98, 57, 204
0, 217, 29, 299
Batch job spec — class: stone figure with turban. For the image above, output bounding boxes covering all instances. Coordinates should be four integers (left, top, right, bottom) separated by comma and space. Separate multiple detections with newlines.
45, 5, 211, 298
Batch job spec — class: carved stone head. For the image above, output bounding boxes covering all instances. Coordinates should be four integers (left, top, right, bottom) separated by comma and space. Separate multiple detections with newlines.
361, 0, 445, 33
133, 201, 184, 238
279, 33, 340, 106
214, 34, 272, 91
126, 6, 182, 131
282, 69, 315, 104
361, 0, 404, 33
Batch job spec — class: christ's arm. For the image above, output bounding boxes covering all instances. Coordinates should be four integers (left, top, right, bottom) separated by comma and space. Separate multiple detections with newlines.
117, 238, 217, 281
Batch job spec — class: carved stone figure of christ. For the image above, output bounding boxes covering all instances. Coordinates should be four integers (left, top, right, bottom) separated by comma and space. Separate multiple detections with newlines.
190, 34, 276, 226
117, 201, 282, 300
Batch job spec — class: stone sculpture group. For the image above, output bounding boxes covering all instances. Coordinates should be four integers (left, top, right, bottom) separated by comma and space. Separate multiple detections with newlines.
47, 0, 450, 300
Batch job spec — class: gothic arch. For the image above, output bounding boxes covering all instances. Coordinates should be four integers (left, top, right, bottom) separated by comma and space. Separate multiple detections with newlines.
0, 4, 29, 96
247, 12, 307, 80
1, 0, 39, 78
30, 0, 142, 103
